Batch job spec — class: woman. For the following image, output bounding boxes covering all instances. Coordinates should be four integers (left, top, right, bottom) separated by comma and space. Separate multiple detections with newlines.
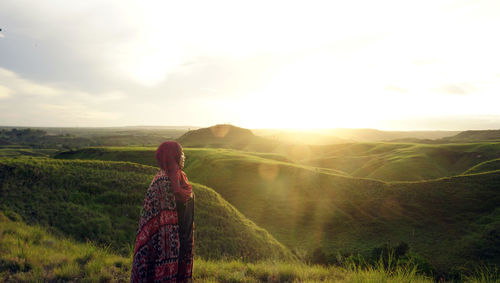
131, 141, 194, 283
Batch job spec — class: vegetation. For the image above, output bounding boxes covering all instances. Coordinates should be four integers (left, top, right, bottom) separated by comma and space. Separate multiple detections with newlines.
177, 124, 282, 152
4, 212, 498, 282
464, 158, 500, 174
304, 142, 500, 181
0, 127, 187, 149
0, 157, 292, 261
0, 211, 131, 282
442, 130, 500, 142
2, 124, 500, 280
0, 212, 439, 282
52, 146, 500, 276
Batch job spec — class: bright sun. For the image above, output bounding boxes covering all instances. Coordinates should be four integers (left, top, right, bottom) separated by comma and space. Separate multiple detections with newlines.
239, 54, 387, 129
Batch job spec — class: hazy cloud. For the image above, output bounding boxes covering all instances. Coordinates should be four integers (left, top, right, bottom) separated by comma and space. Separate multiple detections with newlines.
1, 1, 500, 129
436, 83, 479, 95
0, 85, 12, 99
0, 67, 60, 97
384, 85, 408, 93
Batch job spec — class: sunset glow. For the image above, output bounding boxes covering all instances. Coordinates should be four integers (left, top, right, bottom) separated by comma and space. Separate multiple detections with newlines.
1, 0, 499, 130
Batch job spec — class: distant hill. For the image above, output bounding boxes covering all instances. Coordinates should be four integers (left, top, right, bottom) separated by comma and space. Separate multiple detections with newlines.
304, 142, 500, 181
0, 157, 293, 261
251, 129, 350, 145
252, 128, 459, 143
325, 128, 460, 142
0, 127, 188, 148
441, 130, 500, 142
177, 124, 281, 152
53, 146, 500, 273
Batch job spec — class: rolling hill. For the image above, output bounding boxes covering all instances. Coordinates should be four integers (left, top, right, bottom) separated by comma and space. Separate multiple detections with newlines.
177, 124, 280, 152
303, 142, 500, 181
175, 125, 500, 181
1, 211, 441, 282
0, 156, 293, 261
181, 149, 500, 272
463, 158, 500, 175
252, 128, 459, 143
441, 130, 500, 142
52, 146, 500, 274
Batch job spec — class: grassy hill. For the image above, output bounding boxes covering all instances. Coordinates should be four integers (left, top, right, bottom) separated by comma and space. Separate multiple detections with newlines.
175, 124, 500, 182
463, 158, 500, 174
303, 142, 500, 181
52, 146, 500, 274
0, 156, 293, 261
1, 212, 444, 282
53, 146, 298, 169
323, 128, 459, 142
441, 130, 500, 142
177, 124, 284, 152
182, 150, 500, 273
252, 128, 459, 143
252, 129, 351, 145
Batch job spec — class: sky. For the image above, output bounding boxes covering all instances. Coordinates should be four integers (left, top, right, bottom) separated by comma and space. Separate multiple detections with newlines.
1, 0, 500, 130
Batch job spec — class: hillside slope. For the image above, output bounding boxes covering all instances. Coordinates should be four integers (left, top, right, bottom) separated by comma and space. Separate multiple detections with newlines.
0, 157, 293, 261
52, 146, 500, 272
181, 150, 500, 270
177, 124, 281, 152
0, 212, 441, 282
442, 130, 500, 142
304, 142, 500, 181
463, 158, 500, 175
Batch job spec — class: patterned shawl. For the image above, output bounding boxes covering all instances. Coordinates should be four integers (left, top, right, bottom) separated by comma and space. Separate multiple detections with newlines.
131, 169, 194, 282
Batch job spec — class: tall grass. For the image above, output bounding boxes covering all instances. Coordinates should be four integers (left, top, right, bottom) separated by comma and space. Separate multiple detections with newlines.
2, 212, 497, 282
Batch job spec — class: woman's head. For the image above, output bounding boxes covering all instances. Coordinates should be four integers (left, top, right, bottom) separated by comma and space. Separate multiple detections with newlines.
155, 141, 184, 171
155, 141, 192, 202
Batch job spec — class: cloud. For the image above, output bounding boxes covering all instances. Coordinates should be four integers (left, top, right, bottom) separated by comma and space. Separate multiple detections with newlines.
384, 85, 408, 93
0, 85, 12, 99
0, 67, 60, 97
435, 83, 479, 95
199, 88, 218, 93
0, 67, 124, 126
39, 103, 121, 121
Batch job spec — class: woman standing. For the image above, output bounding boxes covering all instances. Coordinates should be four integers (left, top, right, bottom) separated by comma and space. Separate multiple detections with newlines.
131, 141, 194, 282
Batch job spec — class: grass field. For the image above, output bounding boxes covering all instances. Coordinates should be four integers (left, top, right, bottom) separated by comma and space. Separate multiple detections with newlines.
303, 142, 500, 181
0, 211, 442, 282
3, 212, 498, 282
464, 158, 500, 174
51, 146, 500, 276
0, 156, 292, 261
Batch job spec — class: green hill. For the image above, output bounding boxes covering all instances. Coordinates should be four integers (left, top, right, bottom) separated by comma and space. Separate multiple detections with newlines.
463, 158, 500, 174
53, 146, 297, 168
0, 157, 293, 261
304, 142, 500, 181
52, 146, 500, 273
1, 212, 443, 282
181, 150, 500, 272
442, 130, 500, 142
0, 211, 132, 282
323, 128, 459, 142
176, 126, 500, 182
177, 124, 283, 152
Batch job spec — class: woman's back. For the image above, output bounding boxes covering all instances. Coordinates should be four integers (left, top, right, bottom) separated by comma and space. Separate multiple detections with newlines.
131, 141, 194, 282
